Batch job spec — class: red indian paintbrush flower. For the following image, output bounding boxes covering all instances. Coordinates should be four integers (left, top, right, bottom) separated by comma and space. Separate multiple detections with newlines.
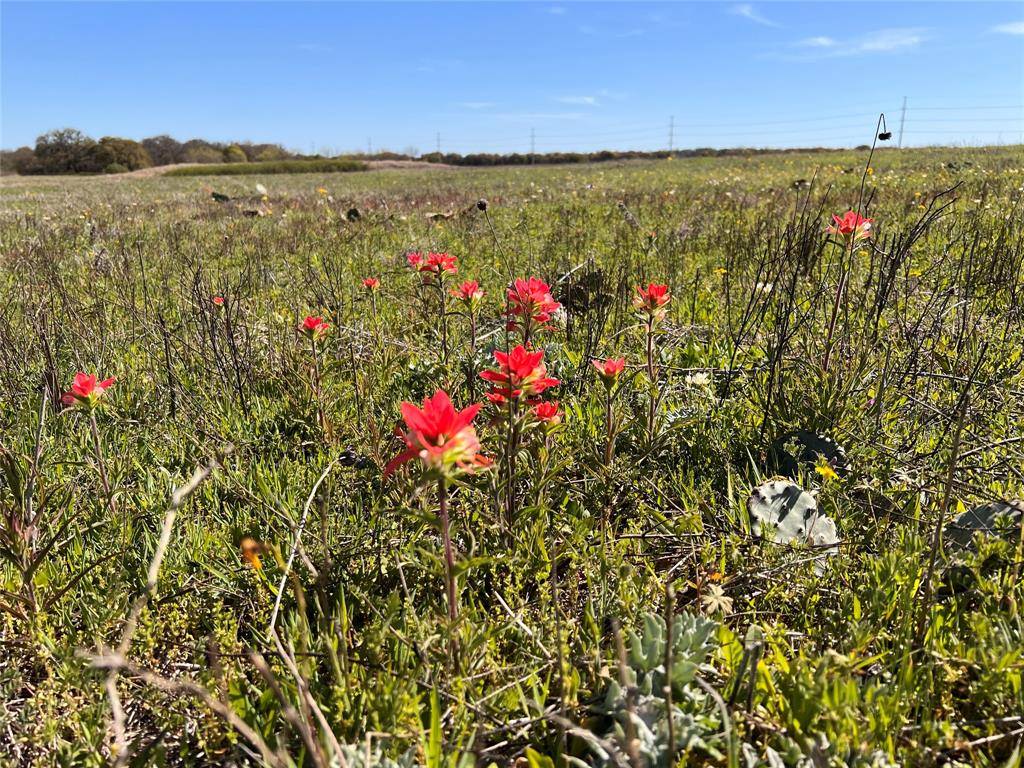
451, 280, 485, 307
593, 357, 627, 387
362, 277, 380, 291
826, 210, 873, 242
212, 295, 225, 308
300, 315, 330, 341
408, 251, 457, 279
633, 283, 671, 320
505, 277, 560, 336
532, 400, 561, 426
384, 390, 490, 477
480, 345, 560, 405
62, 372, 116, 410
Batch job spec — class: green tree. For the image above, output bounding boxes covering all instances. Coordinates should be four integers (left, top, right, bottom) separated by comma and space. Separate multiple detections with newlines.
223, 144, 247, 163
97, 137, 152, 171
33, 128, 97, 173
141, 135, 183, 166
181, 142, 223, 163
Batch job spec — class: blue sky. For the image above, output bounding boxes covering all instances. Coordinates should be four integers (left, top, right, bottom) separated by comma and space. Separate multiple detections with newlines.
2, 1, 1022, 153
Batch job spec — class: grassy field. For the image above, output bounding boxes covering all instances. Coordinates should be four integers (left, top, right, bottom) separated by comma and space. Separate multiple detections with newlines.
1, 146, 1022, 767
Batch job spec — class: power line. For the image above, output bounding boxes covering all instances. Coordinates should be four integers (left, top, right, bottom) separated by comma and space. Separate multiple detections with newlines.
898, 96, 907, 149
906, 104, 1024, 111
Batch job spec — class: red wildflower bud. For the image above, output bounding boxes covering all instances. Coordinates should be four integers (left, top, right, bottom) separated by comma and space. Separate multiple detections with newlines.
300, 315, 331, 341
451, 280, 485, 307
212, 295, 225, 308
363, 277, 380, 291
632, 283, 671, 320
532, 400, 561, 426
593, 357, 627, 387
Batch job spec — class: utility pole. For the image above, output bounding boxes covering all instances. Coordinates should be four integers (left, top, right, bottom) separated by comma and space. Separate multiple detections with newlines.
436, 132, 441, 154
530, 127, 535, 162
898, 96, 907, 149
668, 115, 675, 152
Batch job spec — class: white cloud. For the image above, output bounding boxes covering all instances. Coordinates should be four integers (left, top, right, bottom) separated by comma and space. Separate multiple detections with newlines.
730, 4, 780, 28
798, 36, 837, 48
556, 96, 598, 106
858, 28, 925, 52
578, 24, 644, 38
992, 21, 1024, 35
547, 6, 567, 15
784, 28, 927, 59
495, 112, 585, 122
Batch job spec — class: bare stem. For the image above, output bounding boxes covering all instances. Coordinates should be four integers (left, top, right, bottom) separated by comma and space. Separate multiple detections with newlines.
604, 388, 615, 467
438, 477, 458, 622
89, 411, 117, 517
645, 319, 657, 444
822, 236, 855, 373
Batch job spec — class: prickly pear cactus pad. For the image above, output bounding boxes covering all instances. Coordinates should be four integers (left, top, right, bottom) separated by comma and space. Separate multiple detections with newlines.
944, 499, 1023, 552
747, 479, 840, 553
767, 430, 850, 479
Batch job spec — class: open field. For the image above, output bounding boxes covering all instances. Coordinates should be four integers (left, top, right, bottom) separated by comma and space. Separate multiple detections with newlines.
1, 146, 1023, 767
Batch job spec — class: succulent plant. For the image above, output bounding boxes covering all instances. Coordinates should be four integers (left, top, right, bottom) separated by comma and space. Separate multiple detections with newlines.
335, 744, 419, 768
747, 479, 839, 555
580, 612, 724, 768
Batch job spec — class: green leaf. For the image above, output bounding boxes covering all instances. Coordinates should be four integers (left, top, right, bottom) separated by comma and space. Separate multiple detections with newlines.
427, 688, 442, 768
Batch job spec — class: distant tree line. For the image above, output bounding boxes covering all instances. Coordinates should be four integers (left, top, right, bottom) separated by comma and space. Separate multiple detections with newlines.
1, 126, 873, 175
416, 146, 869, 167
1, 128, 297, 175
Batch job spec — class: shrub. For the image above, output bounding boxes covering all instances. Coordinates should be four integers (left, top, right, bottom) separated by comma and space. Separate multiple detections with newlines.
164, 158, 368, 176
222, 144, 247, 163
97, 137, 152, 170
104, 163, 129, 174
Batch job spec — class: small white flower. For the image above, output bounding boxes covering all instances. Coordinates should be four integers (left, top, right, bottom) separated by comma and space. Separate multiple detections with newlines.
685, 371, 711, 386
